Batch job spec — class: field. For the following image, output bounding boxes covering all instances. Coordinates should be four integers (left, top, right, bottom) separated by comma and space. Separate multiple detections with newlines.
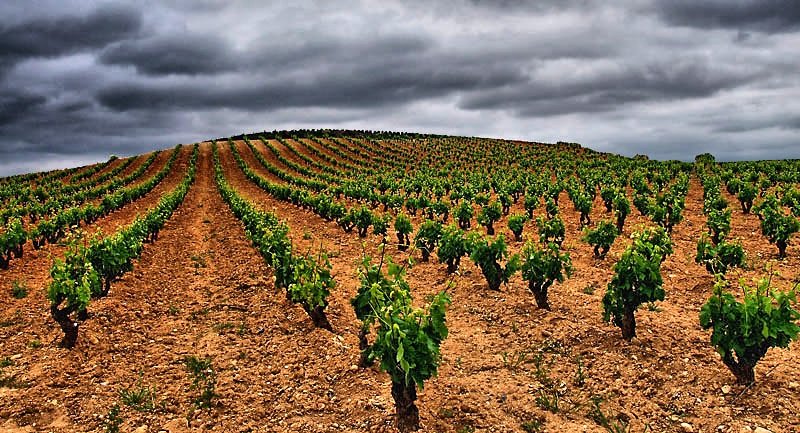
0, 131, 798, 433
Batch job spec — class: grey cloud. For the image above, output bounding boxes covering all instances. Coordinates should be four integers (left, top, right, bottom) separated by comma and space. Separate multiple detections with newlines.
459, 58, 759, 116
653, 0, 800, 33
99, 33, 235, 75
0, 4, 142, 66
95, 33, 526, 111
709, 116, 800, 133
0, 91, 46, 125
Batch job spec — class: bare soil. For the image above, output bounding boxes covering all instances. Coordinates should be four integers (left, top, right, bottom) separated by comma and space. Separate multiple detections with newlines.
1, 142, 797, 433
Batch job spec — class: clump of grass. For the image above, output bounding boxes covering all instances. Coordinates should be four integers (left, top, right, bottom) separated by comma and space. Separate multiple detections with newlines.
119, 374, 159, 412
11, 280, 28, 299
103, 404, 123, 433
185, 355, 216, 408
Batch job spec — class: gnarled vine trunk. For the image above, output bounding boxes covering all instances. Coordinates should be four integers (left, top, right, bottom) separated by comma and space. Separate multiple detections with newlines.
357, 326, 373, 368
51, 305, 80, 348
777, 240, 788, 258
722, 344, 768, 385
391, 381, 420, 432
529, 281, 552, 310
485, 263, 502, 291
397, 233, 409, 251
620, 308, 636, 341
305, 305, 333, 331
445, 257, 460, 274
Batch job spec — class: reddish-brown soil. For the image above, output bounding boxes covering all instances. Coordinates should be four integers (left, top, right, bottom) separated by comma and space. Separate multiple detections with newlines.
1, 142, 798, 433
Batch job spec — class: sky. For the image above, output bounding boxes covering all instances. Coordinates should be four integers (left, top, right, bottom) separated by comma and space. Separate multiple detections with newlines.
1, 0, 799, 175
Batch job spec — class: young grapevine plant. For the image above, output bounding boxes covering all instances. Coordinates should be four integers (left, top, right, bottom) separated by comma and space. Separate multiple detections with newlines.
756, 195, 800, 258
700, 277, 799, 384
455, 201, 474, 230
466, 232, 520, 291
0, 218, 26, 269
507, 213, 529, 242
287, 251, 336, 331
353, 253, 451, 432
695, 235, 746, 277
520, 241, 572, 309
477, 201, 502, 235
394, 214, 413, 251
414, 219, 442, 262
602, 231, 666, 340
536, 215, 565, 247
437, 224, 467, 274
706, 208, 731, 245
47, 238, 99, 348
583, 220, 619, 259
613, 192, 630, 232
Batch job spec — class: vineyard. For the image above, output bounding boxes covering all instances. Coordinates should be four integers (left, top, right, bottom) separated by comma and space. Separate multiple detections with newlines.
0, 131, 798, 433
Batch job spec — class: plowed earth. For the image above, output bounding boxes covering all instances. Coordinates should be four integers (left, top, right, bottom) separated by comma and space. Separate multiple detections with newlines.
1, 142, 798, 433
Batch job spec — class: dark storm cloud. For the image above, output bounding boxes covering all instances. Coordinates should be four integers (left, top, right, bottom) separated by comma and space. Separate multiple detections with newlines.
0, 91, 47, 125
1, 0, 800, 176
99, 34, 235, 75
95, 34, 527, 111
653, 0, 800, 33
460, 57, 759, 116
0, 4, 142, 67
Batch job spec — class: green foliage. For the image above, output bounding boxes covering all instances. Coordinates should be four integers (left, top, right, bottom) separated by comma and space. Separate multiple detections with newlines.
372, 213, 391, 238
353, 253, 450, 431
570, 189, 593, 227
649, 187, 686, 233
524, 194, 539, 218
103, 404, 123, 433
633, 192, 651, 216
477, 201, 502, 235
415, 219, 443, 262
781, 186, 800, 217
756, 194, 800, 257
700, 278, 800, 384
394, 213, 413, 250
466, 232, 519, 291
601, 186, 617, 213
695, 235, 746, 276
631, 226, 673, 262
602, 230, 666, 340
613, 193, 630, 232
438, 224, 467, 274
536, 215, 565, 247
545, 197, 559, 218
498, 192, 513, 215
588, 395, 630, 433
455, 201, 474, 230
184, 356, 216, 409
737, 182, 757, 214
0, 218, 26, 269
287, 251, 335, 330
47, 238, 99, 347
520, 242, 572, 309
507, 213, 529, 241
583, 220, 619, 258
706, 208, 731, 244
371, 290, 451, 387
354, 206, 374, 238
